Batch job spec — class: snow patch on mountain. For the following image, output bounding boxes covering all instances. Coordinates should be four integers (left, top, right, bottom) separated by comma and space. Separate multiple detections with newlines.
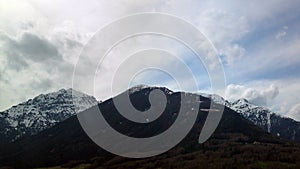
228, 98, 273, 133
205, 95, 275, 133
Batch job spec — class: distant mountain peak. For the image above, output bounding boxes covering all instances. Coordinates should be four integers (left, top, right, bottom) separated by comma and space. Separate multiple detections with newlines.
0, 88, 98, 142
208, 96, 300, 142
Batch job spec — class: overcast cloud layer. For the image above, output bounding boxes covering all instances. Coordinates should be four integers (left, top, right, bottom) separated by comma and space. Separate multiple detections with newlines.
0, 0, 300, 121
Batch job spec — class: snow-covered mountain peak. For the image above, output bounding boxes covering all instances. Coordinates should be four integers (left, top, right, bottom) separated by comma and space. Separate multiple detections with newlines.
0, 88, 98, 142
200, 95, 300, 141
228, 98, 274, 133
208, 96, 273, 133
230, 98, 269, 113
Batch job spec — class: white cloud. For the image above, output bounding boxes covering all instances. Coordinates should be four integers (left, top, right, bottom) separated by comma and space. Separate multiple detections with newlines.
224, 83, 279, 106
2, 32, 62, 62
220, 44, 245, 65
276, 31, 287, 39
0, 29, 80, 111
275, 26, 288, 39
195, 8, 249, 65
287, 104, 300, 121
222, 78, 300, 121
77, 34, 207, 100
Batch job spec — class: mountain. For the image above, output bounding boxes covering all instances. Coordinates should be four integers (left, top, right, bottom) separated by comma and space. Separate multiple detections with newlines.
2, 86, 300, 169
0, 88, 98, 142
1, 86, 299, 144
229, 99, 272, 132
203, 93, 300, 143
228, 98, 300, 142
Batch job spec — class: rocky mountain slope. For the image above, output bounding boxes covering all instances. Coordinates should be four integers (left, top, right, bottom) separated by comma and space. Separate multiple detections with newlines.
0, 89, 97, 142
228, 98, 300, 142
207, 94, 300, 142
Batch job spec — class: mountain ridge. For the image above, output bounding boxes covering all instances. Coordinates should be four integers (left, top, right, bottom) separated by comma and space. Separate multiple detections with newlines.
1, 86, 288, 168
202, 93, 300, 142
1, 86, 300, 144
0, 88, 98, 142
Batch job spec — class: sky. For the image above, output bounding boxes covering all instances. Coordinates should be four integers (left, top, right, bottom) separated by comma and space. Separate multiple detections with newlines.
0, 0, 300, 121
